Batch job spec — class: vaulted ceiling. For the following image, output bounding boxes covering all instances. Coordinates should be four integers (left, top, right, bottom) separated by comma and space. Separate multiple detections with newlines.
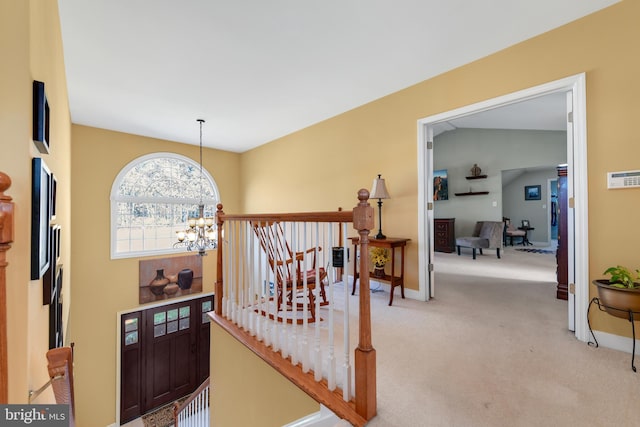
58, 0, 619, 152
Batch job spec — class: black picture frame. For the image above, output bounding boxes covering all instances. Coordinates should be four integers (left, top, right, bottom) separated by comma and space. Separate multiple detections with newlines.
42, 224, 61, 305
33, 80, 50, 154
50, 174, 57, 220
524, 185, 541, 201
49, 264, 64, 349
31, 157, 51, 280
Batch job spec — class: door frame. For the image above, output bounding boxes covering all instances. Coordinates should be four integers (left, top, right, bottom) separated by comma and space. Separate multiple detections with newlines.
416, 73, 589, 342
115, 292, 214, 425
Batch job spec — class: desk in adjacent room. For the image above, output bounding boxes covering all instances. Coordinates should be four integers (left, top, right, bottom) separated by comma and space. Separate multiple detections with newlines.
349, 237, 410, 306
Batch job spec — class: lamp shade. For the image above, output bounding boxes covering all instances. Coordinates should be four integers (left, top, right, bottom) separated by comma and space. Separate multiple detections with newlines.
370, 175, 390, 199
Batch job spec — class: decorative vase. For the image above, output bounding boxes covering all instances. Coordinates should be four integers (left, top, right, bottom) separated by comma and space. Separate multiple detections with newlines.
149, 269, 169, 296
178, 268, 194, 290
593, 279, 640, 319
373, 264, 386, 278
164, 283, 179, 296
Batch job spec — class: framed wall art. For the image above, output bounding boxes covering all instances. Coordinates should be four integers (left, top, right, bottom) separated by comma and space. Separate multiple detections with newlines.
31, 157, 51, 280
33, 80, 50, 154
524, 185, 541, 201
433, 169, 449, 201
42, 224, 61, 305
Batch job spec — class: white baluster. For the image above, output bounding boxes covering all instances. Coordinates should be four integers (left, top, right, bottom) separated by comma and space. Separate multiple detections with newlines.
301, 222, 310, 373
240, 221, 248, 331
229, 222, 236, 324
313, 222, 322, 381
271, 223, 280, 352
342, 223, 352, 401
255, 223, 263, 341
248, 221, 256, 336
290, 222, 299, 366
222, 222, 228, 318
327, 224, 336, 391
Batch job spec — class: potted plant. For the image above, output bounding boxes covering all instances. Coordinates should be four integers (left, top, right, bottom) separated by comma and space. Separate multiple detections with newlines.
370, 247, 390, 278
593, 265, 640, 319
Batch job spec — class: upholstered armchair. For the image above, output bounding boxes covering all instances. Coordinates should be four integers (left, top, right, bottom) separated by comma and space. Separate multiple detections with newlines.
456, 221, 504, 259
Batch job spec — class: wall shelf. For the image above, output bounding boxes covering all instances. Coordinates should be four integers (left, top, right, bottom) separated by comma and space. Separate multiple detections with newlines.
465, 175, 487, 180
454, 191, 489, 196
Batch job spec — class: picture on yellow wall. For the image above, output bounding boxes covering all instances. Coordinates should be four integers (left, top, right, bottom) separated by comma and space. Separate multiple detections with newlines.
434, 169, 448, 201
139, 255, 203, 304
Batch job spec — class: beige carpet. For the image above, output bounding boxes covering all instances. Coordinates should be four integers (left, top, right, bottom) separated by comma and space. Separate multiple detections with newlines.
346, 245, 640, 427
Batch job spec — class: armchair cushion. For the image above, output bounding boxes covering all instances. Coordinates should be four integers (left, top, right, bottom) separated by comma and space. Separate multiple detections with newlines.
456, 221, 504, 259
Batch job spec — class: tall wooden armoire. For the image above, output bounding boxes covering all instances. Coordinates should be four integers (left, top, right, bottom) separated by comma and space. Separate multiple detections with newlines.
556, 165, 568, 300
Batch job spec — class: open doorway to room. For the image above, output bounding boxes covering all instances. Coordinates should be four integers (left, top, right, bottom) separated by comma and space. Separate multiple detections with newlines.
417, 74, 590, 342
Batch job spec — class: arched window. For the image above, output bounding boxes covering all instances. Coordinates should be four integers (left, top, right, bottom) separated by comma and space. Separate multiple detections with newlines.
111, 153, 220, 259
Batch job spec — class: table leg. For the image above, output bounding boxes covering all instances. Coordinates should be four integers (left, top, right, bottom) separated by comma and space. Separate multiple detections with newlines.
351, 240, 358, 295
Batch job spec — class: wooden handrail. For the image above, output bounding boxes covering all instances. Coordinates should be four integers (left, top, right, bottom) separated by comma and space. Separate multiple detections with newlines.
0, 171, 14, 404
219, 210, 354, 223
174, 376, 210, 423
46, 346, 75, 426
213, 189, 376, 423
212, 313, 367, 427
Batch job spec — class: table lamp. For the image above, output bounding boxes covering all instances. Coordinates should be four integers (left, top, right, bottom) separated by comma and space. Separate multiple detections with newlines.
370, 174, 390, 239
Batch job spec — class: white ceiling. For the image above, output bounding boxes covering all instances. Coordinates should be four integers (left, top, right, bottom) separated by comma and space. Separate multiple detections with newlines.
57, 0, 618, 152
432, 91, 568, 136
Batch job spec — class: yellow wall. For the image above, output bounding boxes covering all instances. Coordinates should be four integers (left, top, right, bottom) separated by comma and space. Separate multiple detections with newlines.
69, 125, 241, 425
0, 0, 71, 404
240, 1, 640, 337
224, 1, 640, 421
4, 0, 640, 425
210, 323, 319, 426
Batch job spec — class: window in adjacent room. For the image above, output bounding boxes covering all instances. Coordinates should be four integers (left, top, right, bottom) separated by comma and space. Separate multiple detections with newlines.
110, 152, 219, 259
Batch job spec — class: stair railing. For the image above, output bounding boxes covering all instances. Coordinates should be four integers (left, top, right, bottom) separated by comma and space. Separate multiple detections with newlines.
212, 189, 376, 426
174, 377, 210, 427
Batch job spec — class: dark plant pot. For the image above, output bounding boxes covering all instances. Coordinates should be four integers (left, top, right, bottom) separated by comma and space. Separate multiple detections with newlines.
593, 279, 640, 319
149, 269, 169, 296
178, 268, 194, 290
373, 265, 386, 278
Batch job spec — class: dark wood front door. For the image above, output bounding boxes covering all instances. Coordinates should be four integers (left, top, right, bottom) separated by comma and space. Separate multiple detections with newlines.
120, 295, 213, 424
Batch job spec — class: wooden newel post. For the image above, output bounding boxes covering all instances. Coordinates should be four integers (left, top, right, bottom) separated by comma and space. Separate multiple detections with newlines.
215, 204, 225, 315
0, 172, 14, 403
352, 189, 377, 420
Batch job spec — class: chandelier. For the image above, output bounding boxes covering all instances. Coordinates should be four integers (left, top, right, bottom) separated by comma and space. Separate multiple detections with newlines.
174, 119, 217, 256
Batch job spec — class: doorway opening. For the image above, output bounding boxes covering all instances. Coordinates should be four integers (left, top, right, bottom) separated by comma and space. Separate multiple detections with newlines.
417, 74, 589, 342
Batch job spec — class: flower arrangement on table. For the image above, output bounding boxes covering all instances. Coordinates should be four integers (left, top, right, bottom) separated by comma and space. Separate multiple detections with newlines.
370, 247, 390, 267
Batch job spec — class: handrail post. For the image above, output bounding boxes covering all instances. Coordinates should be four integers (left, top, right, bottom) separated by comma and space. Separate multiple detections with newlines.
352, 189, 376, 420
0, 172, 14, 403
215, 204, 225, 315
46, 346, 75, 426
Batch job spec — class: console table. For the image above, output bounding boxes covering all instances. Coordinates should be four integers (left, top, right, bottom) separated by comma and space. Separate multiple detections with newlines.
349, 237, 410, 306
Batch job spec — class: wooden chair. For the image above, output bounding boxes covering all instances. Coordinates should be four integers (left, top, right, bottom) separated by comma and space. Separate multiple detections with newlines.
252, 221, 327, 323
503, 217, 526, 246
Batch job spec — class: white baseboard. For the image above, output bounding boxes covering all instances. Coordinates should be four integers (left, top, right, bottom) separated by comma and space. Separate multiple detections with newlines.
590, 329, 640, 355
283, 405, 344, 427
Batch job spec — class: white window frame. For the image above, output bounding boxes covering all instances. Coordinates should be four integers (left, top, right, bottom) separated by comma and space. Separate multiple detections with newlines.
110, 152, 220, 259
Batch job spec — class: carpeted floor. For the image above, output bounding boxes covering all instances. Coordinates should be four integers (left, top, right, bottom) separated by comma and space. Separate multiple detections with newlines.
354, 245, 640, 427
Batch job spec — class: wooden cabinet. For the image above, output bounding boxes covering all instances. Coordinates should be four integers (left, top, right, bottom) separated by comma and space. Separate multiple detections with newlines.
556, 166, 568, 300
434, 218, 455, 253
